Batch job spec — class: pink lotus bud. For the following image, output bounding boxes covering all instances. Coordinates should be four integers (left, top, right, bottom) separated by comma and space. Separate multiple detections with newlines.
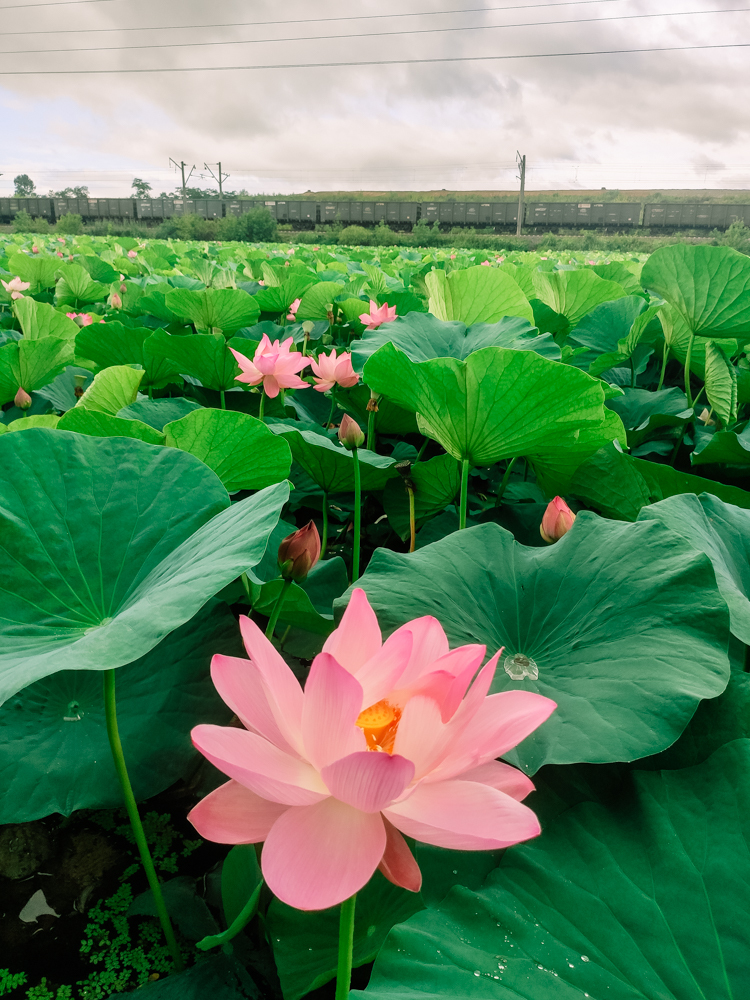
110, 293, 122, 309
277, 520, 321, 582
56, 251, 64, 258
32, 246, 39, 254
120, 283, 127, 293
14, 387, 32, 410
127, 249, 137, 259
540, 496, 576, 544
338, 413, 365, 450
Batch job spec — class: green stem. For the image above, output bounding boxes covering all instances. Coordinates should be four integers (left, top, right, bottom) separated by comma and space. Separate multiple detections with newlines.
321, 492, 329, 556
407, 485, 416, 553
684, 332, 695, 407
219, 389, 226, 410
367, 407, 376, 452
258, 392, 265, 423
352, 447, 362, 580
148, 385, 154, 401
630, 355, 637, 388
196, 881, 264, 952
326, 388, 337, 429
495, 456, 518, 505
265, 579, 292, 639
103, 670, 184, 973
657, 341, 669, 391
335, 895, 357, 1000
414, 437, 429, 464
459, 458, 470, 529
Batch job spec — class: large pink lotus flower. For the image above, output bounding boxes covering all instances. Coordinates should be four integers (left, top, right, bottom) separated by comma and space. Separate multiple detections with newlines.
230, 334, 310, 398
188, 589, 556, 911
2, 277, 30, 300
309, 348, 360, 393
359, 300, 397, 330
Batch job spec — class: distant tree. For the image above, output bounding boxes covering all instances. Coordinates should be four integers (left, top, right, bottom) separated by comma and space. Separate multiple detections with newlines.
131, 177, 152, 198
53, 185, 89, 198
13, 174, 36, 196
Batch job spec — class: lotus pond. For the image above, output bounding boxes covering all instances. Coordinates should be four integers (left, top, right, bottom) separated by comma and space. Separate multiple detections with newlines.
0, 233, 749, 1000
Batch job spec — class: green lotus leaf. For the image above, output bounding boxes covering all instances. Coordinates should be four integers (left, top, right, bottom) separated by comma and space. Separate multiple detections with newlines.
55, 262, 109, 307
252, 274, 317, 313
0, 336, 74, 405
641, 243, 750, 337
75, 322, 184, 390
691, 424, 750, 466
426, 266, 534, 325
118, 397, 203, 430
0, 599, 237, 823
269, 424, 397, 493
34, 364, 94, 412
703, 340, 738, 426
360, 741, 750, 1000
146, 329, 242, 391
13, 297, 79, 340
589, 260, 643, 292
352, 312, 559, 371
348, 517, 730, 772
605, 387, 692, 448
571, 442, 750, 520
249, 578, 334, 636
0, 429, 288, 704
74, 364, 144, 414
569, 296, 663, 376
639, 493, 750, 644
164, 408, 292, 492
138, 287, 181, 323
296, 281, 347, 321
165, 287, 260, 334
58, 407, 165, 445
5, 414, 60, 432
7, 252, 61, 290
658, 302, 737, 379
382, 453, 461, 539
532, 268, 627, 332
79, 253, 119, 284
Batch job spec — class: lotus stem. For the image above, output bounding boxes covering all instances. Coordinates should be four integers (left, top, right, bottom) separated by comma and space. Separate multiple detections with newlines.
352, 446, 362, 579
367, 407, 376, 451
102, 670, 184, 973
407, 483, 416, 553
196, 880, 264, 953
630, 356, 637, 388
335, 894, 357, 1000
321, 492, 329, 556
148, 386, 154, 401
657, 341, 669, 391
326, 388, 337, 429
258, 392, 265, 424
459, 458, 470, 529
414, 437, 429, 464
496, 456, 518, 506
219, 389, 226, 410
684, 332, 695, 407
265, 578, 292, 639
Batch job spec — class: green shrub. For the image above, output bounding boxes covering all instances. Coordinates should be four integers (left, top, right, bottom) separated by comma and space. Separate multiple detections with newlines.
56, 213, 83, 235
174, 213, 218, 241
338, 225, 373, 245
11, 210, 34, 233
218, 208, 277, 243
374, 221, 402, 246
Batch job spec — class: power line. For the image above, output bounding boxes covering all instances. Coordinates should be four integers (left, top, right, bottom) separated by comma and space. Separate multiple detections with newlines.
0, 40, 748, 73
0, 0, 635, 35
4, 6, 747, 56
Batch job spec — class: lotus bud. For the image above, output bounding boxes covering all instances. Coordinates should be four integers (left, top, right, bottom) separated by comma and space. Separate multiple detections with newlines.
120, 283, 127, 293
32, 245, 39, 254
540, 496, 576, 544
14, 386, 32, 410
338, 413, 365, 450
110, 292, 122, 309
277, 520, 321, 582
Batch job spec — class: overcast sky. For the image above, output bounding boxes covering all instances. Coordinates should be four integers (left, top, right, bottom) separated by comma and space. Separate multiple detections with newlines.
1, 0, 749, 197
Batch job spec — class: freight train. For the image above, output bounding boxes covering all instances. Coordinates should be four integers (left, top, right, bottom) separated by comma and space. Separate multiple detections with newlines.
2, 196, 750, 232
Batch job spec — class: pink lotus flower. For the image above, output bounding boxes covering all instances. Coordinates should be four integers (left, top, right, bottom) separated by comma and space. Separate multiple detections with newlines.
230, 334, 310, 398
481, 260, 491, 266
359, 300, 397, 330
540, 496, 576, 543
286, 297, 301, 322
127, 249, 138, 259
450, 254, 456, 259
309, 348, 359, 393
2, 277, 30, 300
188, 589, 556, 911
32, 246, 39, 254
66, 312, 100, 326
56, 251, 64, 258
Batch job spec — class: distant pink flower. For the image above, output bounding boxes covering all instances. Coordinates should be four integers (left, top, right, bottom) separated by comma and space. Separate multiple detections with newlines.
309, 348, 359, 393
450, 254, 456, 259
57, 237, 66, 244
2, 277, 30, 300
127, 249, 137, 259
359, 299, 397, 330
188, 588, 556, 911
56, 251, 64, 258
32, 246, 39, 254
66, 312, 102, 326
230, 334, 310, 398
110, 293, 122, 309
481, 260, 491, 266
286, 297, 301, 322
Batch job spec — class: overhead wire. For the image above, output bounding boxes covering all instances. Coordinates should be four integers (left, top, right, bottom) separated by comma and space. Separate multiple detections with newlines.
3, 6, 748, 55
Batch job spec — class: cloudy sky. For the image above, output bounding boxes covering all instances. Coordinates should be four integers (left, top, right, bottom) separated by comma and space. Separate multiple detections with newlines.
1, 0, 749, 197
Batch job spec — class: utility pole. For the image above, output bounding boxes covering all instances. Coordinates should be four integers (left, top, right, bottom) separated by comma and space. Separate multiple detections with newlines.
169, 158, 195, 199
516, 151, 526, 237
204, 162, 229, 198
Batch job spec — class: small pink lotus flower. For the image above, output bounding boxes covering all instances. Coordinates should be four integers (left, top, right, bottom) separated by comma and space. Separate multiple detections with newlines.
338, 413, 365, 450
66, 312, 99, 327
187, 588, 556, 910
56, 251, 64, 258
540, 496, 576, 544
32, 246, 39, 254
14, 386, 32, 410
359, 300, 397, 330
481, 260, 491, 266
230, 334, 310, 398
286, 298, 301, 322
109, 293, 122, 309
2, 277, 30, 300
309, 348, 359, 393
450, 254, 456, 259
57, 237, 66, 244
278, 521, 321, 582
127, 249, 137, 259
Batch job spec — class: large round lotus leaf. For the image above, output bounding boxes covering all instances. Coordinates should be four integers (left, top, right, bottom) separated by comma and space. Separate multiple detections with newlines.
0, 429, 289, 705
146, 329, 243, 392
532, 268, 627, 329
425, 266, 534, 325
352, 312, 559, 370
358, 741, 750, 1000
641, 243, 750, 338
165, 287, 260, 333
638, 493, 750, 644
269, 424, 397, 494
347, 517, 730, 772
0, 600, 238, 823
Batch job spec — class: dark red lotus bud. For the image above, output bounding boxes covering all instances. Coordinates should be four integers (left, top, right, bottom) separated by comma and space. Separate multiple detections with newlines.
278, 520, 321, 582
